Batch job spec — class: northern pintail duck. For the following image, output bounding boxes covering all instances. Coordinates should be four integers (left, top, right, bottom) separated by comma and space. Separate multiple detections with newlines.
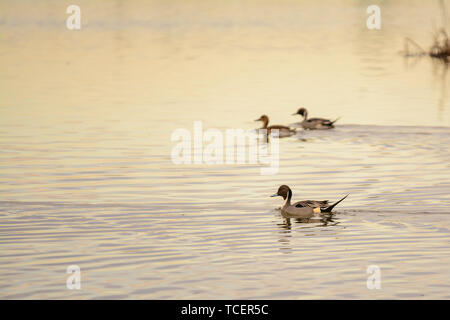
255, 115, 295, 137
292, 108, 339, 130
271, 185, 348, 219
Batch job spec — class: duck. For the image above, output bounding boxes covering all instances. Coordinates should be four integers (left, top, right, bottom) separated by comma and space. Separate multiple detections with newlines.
292, 108, 339, 130
255, 115, 296, 137
271, 185, 348, 219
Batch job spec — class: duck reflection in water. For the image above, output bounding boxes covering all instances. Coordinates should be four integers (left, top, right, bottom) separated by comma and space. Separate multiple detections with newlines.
277, 214, 339, 231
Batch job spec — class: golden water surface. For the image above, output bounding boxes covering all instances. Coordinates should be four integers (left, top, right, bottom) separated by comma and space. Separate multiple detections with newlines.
1, 0, 450, 299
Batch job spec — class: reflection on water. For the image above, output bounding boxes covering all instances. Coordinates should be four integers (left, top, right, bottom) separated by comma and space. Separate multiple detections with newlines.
431, 59, 449, 116
277, 215, 339, 231
0, 0, 450, 299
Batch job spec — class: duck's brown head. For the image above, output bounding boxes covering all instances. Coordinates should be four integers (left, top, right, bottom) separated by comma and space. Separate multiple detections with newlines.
255, 115, 269, 128
271, 185, 292, 200
255, 115, 269, 123
292, 108, 307, 117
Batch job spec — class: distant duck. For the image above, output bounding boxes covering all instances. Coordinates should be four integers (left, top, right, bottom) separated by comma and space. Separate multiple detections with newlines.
271, 185, 348, 219
255, 115, 296, 137
292, 108, 339, 130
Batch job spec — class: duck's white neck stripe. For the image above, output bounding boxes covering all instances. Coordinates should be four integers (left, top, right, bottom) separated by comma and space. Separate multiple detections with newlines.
283, 191, 291, 207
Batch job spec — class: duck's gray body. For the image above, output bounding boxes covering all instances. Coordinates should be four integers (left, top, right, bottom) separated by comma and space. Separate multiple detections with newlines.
268, 125, 296, 137
300, 118, 336, 130
293, 199, 329, 209
292, 108, 338, 130
281, 196, 320, 219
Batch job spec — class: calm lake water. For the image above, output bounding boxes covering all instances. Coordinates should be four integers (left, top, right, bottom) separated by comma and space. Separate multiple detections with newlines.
1, 0, 450, 299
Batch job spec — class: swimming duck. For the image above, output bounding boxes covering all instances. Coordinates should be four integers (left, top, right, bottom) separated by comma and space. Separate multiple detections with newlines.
255, 115, 296, 137
292, 108, 339, 130
271, 185, 348, 219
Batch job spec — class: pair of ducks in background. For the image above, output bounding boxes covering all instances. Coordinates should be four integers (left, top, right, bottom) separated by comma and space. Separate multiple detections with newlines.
255, 108, 347, 218
255, 107, 340, 137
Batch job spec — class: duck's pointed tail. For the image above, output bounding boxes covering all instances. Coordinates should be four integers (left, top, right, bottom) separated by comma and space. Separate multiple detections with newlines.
321, 194, 349, 213
330, 117, 341, 125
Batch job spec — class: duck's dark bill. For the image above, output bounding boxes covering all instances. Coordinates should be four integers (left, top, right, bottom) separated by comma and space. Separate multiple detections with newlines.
270, 193, 278, 197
